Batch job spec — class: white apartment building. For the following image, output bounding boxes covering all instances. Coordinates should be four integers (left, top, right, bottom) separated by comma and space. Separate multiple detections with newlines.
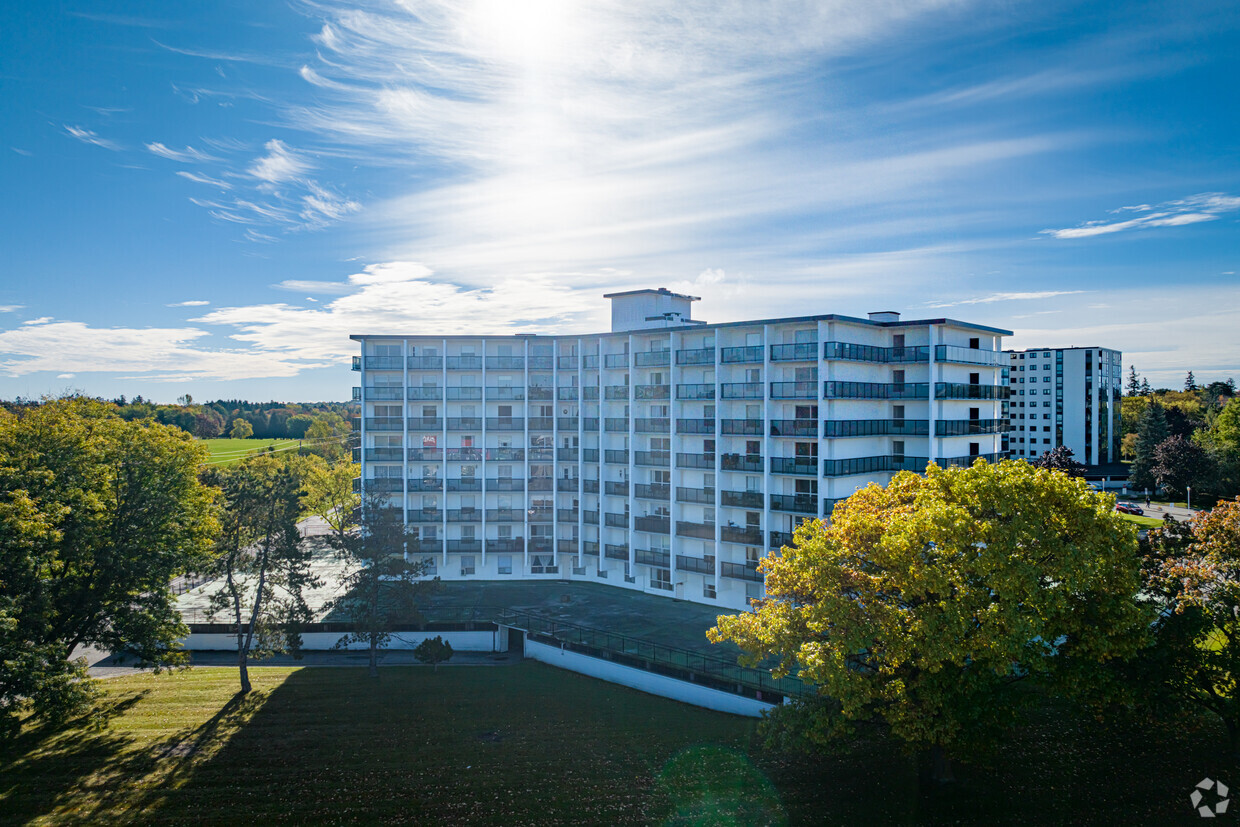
1004, 347, 1122, 465
352, 289, 1011, 611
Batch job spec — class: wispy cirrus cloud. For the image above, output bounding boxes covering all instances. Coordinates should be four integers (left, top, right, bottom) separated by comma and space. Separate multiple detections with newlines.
167, 300, 210, 307
925, 290, 1086, 309
0, 305, 22, 313
64, 125, 121, 151
175, 170, 232, 188
1042, 193, 1240, 239
248, 139, 309, 183
146, 142, 221, 162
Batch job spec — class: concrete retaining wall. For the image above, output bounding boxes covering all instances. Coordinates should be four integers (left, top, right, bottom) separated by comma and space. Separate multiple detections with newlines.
181, 630, 498, 652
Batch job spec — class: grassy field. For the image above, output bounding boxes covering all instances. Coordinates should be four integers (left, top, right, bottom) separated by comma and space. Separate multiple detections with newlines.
200, 438, 300, 466
0, 664, 1233, 824
1119, 512, 1165, 529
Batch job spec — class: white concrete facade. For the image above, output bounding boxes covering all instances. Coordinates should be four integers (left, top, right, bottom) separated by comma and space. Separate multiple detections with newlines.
1004, 347, 1122, 465
352, 293, 1011, 612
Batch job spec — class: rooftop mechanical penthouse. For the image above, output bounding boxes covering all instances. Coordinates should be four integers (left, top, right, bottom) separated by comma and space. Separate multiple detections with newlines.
352, 289, 1013, 611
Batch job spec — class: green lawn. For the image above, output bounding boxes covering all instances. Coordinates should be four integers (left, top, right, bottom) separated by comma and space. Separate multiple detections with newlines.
200, 438, 300, 466
0, 664, 1232, 824
1119, 512, 1165, 528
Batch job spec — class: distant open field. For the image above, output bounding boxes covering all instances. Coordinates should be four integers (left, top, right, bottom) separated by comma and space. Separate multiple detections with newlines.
0, 663, 1230, 824
200, 438, 300, 466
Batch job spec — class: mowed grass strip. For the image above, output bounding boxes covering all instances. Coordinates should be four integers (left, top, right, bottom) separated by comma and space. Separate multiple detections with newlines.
0, 663, 1233, 825
200, 438, 299, 466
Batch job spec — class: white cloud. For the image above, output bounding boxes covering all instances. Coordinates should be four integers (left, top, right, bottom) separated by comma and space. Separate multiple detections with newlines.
146, 142, 221, 162
64, 125, 121, 151
248, 139, 310, 183
925, 291, 1085, 309
0, 305, 21, 313
175, 170, 232, 188
167, 300, 210, 307
1042, 193, 1240, 239
22, 317, 53, 325
56, 374, 75, 379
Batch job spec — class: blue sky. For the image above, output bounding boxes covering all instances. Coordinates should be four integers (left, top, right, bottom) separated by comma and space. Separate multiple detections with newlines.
2, 0, 1238, 402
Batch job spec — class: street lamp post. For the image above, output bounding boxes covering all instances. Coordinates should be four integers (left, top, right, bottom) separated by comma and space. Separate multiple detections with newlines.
1187, 486, 1192, 512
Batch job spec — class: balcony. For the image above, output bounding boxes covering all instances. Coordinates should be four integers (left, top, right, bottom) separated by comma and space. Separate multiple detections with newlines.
821, 455, 928, 477
676, 418, 715, 434
675, 452, 715, 469
557, 508, 579, 522
557, 477, 579, 492
634, 384, 670, 400
582, 354, 600, 369
352, 356, 361, 371
364, 417, 404, 431
770, 381, 817, 400
446, 447, 483, 461
444, 386, 482, 401
721, 561, 762, 582
605, 480, 629, 496
406, 478, 442, 492
581, 447, 599, 462
446, 417, 482, 431
408, 355, 443, 370
721, 453, 763, 472
408, 447, 443, 461
636, 483, 671, 500
528, 478, 554, 491
363, 447, 403, 461
604, 449, 629, 464
582, 419, 600, 432
676, 486, 715, 504
366, 477, 404, 493
634, 350, 671, 367
583, 387, 599, 401
529, 507, 553, 523
603, 353, 629, 368
528, 387, 553, 400
486, 386, 525, 400
822, 342, 929, 364
722, 525, 763, 545
634, 450, 671, 467
604, 417, 630, 433
770, 494, 818, 515
581, 540, 600, 556
487, 508, 525, 522
720, 419, 762, 435
822, 419, 929, 438
407, 387, 443, 401
634, 417, 670, 433
557, 387, 579, 401
557, 447, 579, 462
720, 345, 763, 363
407, 417, 442, 430
769, 530, 793, 549
676, 554, 715, 575
604, 386, 630, 400
770, 419, 818, 437
770, 457, 818, 476
481, 416, 523, 434
557, 417, 579, 430
823, 381, 929, 400
412, 539, 445, 554
407, 509, 443, 523
605, 543, 630, 561
557, 538, 579, 554
446, 478, 482, 492
676, 347, 716, 365
446, 355, 483, 370
604, 512, 629, 528
939, 452, 1004, 467
935, 419, 1009, 436
583, 510, 599, 525
676, 521, 715, 540
634, 515, 670, 534
528, 417, 553, 431
770, 343, 818, 362
364, 356, 403, 370
485, 356, 524, 370
582, 479, 599, 493
486, 478, 524, 491
935, 383, 1010, 400
721, 383, 763, 399
446, 508, 482, 522
529, 355, 553, 370
934, 345, 1006, 367
446, 539, 481, 554
636, 549, 671, 568
487, 539, 524, 554
364, 386, 404, 400
721, 490, 763, 508
486, 447, 524, 461
676, 384, 716, 400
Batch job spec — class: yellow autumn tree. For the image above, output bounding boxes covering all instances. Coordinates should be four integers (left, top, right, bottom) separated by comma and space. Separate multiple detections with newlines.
709, 459, 1149, 776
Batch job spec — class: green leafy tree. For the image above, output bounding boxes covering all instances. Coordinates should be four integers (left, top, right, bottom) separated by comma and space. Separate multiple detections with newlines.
327, 494, 434, 678
229, 418, 254, 439
414, 635, 454, 671
286, 413, 315, 439
709, 460, 1148, 779
303, 413, 350, 462
300, 456, 361, 544
204, 456, 317, 694
1130, 402, 1168, 494
1152, 435, 1213, 502
0, 398, 217, 736
1140, 500, 1240, 755
1030, 445, 1086, 477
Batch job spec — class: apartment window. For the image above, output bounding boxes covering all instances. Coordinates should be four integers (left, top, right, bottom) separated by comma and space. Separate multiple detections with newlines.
423, 557, 437, 575
746, 332, 762, 346
704, 404, 716, 418
969, 372, 980, 385
498, 525, 512, 539
746, 404, 761, 419
462, 525, 475, 540
892, 370, 905, 386
703, 581, 717, 600
746, 368, 761, 383
794, 328, 816, 344
893, 334, 905, 348
497, 555, 512, 575
969, 442, 980, 456
746, 440, 761, 455
969, 337, 980, 349
746, 475, 761, 492
893, 405, 905, 420
461, 556, 475, 576
893, 440, 905, 456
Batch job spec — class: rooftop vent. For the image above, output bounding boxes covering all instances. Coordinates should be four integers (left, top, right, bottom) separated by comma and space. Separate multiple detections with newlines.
868, 311, 900, 323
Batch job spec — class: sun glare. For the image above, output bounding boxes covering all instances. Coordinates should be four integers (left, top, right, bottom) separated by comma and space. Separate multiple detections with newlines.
466, 0, 576, 68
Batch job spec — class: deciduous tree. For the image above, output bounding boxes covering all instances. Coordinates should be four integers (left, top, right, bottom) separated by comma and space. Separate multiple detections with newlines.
303, 413, 350, 462
0, 398, 217, 736
709, 460, 1148, 778
229, 418, 254, 439
1152, 435, 1213, 501
1030, 445, 1086, 477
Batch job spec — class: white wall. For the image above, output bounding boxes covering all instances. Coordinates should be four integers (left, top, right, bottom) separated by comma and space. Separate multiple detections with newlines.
181, 630, 498, 652
524, 638, 776, 717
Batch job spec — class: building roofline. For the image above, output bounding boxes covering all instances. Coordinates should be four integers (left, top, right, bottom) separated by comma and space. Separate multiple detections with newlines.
602, 287, 700, 301
1005, 346, 1120, 353
350, 313, 1012, 340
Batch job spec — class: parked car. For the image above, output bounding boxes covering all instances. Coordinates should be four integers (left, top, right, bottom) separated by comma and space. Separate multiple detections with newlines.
1115, 503, 1144, 515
